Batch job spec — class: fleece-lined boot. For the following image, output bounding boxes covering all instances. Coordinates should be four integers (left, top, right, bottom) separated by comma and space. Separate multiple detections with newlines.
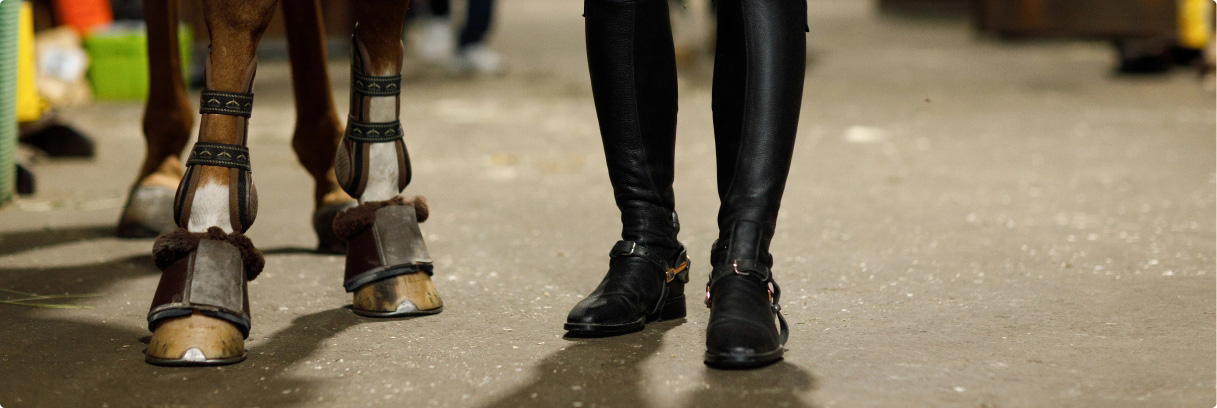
332, 29, 442, 317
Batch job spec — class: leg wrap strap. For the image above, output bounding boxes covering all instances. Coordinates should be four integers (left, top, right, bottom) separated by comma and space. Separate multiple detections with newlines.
148, 227, 265, 337
334, 196, 433, 292
199, 90, 253, 118
173, 142, 259, 233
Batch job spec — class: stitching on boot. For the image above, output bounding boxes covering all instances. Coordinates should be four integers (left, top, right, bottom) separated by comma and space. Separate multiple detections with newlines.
331, 195, 429, 241
152, 227, 266, 280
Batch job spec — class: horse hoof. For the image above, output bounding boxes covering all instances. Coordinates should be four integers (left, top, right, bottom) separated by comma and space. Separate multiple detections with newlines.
116, 186, 177, 238
145, 313, 246, 366
351, 273, 443, 317
313, 201, 357, 254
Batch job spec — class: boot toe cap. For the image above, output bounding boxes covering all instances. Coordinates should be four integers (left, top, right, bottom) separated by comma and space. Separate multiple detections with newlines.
567, 294, 641, 326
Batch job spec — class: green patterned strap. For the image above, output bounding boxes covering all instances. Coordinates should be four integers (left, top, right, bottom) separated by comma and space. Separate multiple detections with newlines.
345, 119, 403, 143
199, 90, 253, 118
186, 142, 251, 171
351, 72, 401, 96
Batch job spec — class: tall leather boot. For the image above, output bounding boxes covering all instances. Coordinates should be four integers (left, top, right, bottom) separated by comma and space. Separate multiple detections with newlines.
565, 0, 690, 336
703, 0, 806, 369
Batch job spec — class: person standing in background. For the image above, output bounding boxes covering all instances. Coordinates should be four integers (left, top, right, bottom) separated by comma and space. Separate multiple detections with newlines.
408, 0, 504, 76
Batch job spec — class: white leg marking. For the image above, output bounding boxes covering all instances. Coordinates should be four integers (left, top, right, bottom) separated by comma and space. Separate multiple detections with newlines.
188, 182, 234, 233
359, 95, 402, 203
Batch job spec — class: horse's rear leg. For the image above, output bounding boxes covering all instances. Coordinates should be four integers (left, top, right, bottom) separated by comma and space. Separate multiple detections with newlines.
281, 0, 356, 254
331, 0, 444, 317
144, 0, 278, 367
116, 0, 192, 237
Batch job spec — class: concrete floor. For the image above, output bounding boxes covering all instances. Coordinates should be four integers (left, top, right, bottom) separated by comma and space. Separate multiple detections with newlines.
1, 0, 1214, 407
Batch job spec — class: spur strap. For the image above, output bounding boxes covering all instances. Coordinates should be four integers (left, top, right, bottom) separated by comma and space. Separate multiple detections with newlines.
199, 90, 253, 118
610, 240, 690, 317
705, 259, 790, 345
610, 240, 690, 283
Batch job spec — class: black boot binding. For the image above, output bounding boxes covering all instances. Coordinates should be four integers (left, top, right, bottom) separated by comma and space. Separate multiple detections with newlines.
703, 0, 806, 369
566, 0, 689, 336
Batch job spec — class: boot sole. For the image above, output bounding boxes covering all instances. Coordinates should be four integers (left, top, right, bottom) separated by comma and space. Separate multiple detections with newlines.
704, 348, 784, 370
564, 294, 686, 337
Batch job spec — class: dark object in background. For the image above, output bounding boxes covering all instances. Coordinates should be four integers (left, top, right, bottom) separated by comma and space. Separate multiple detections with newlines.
973, 0, 1214, 75
20, 123, 95, 158
1112, 39, 1205, 74
108, 0, 143, 21
16, 163, 34, 195
878, 0, 972, 19
973, 0, 1177, 39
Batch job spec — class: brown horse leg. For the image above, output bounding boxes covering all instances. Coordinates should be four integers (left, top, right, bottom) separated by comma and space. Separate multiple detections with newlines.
333, 0, 443, 317
116, 0, 192, 238
145, 0, 278, 366
281, 0, 356, 254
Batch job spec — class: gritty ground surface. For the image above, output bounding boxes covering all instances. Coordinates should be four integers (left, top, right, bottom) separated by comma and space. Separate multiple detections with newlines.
1, 1, 1214, 407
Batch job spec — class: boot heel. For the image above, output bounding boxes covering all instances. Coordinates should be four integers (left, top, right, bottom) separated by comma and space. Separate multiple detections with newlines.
659, 294, 686, 320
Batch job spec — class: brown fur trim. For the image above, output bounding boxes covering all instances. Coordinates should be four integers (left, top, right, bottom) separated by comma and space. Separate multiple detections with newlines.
152, 227, 266, 280
332, 195, 429, 241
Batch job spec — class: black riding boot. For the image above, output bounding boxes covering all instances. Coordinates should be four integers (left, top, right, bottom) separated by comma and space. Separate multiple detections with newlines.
703, 0, 806, 369
565, 0, 690, 336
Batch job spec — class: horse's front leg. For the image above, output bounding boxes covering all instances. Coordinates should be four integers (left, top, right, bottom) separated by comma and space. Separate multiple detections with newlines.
144, 0, 278, 366
281, 0, 357, 254
330, 0, 444, 317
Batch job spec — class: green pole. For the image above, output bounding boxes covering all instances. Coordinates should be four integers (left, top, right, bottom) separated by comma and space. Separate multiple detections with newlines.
0, 0, 20, 206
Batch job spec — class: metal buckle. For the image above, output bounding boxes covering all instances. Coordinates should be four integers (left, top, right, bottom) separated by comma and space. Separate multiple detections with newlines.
665, 260, 688, 283
704, 283, 713, 308
610, 241, 637, 257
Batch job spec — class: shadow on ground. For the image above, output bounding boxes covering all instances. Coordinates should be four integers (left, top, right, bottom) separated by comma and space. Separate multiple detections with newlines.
0, 225, 370, 407
0, 224, 116, 257
479, 320, 818, 408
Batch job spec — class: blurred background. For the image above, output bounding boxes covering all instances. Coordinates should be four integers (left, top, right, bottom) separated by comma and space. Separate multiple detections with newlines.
0, 0, 1213, 202
0, 1, 1213, 407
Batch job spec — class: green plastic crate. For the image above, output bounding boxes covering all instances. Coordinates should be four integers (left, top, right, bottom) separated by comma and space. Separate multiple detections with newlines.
83, 24, 191, 100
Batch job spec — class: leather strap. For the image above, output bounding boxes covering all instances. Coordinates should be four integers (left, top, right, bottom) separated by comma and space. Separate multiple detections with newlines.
186, 142, 251, 171
705, 259, 789, 345
352, 72, 402, 96
610, 240, 690, 283
199, 90, 253, 118
174, 142, 257, 232
610, 240, 690, 317
345, 119, 404, 143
